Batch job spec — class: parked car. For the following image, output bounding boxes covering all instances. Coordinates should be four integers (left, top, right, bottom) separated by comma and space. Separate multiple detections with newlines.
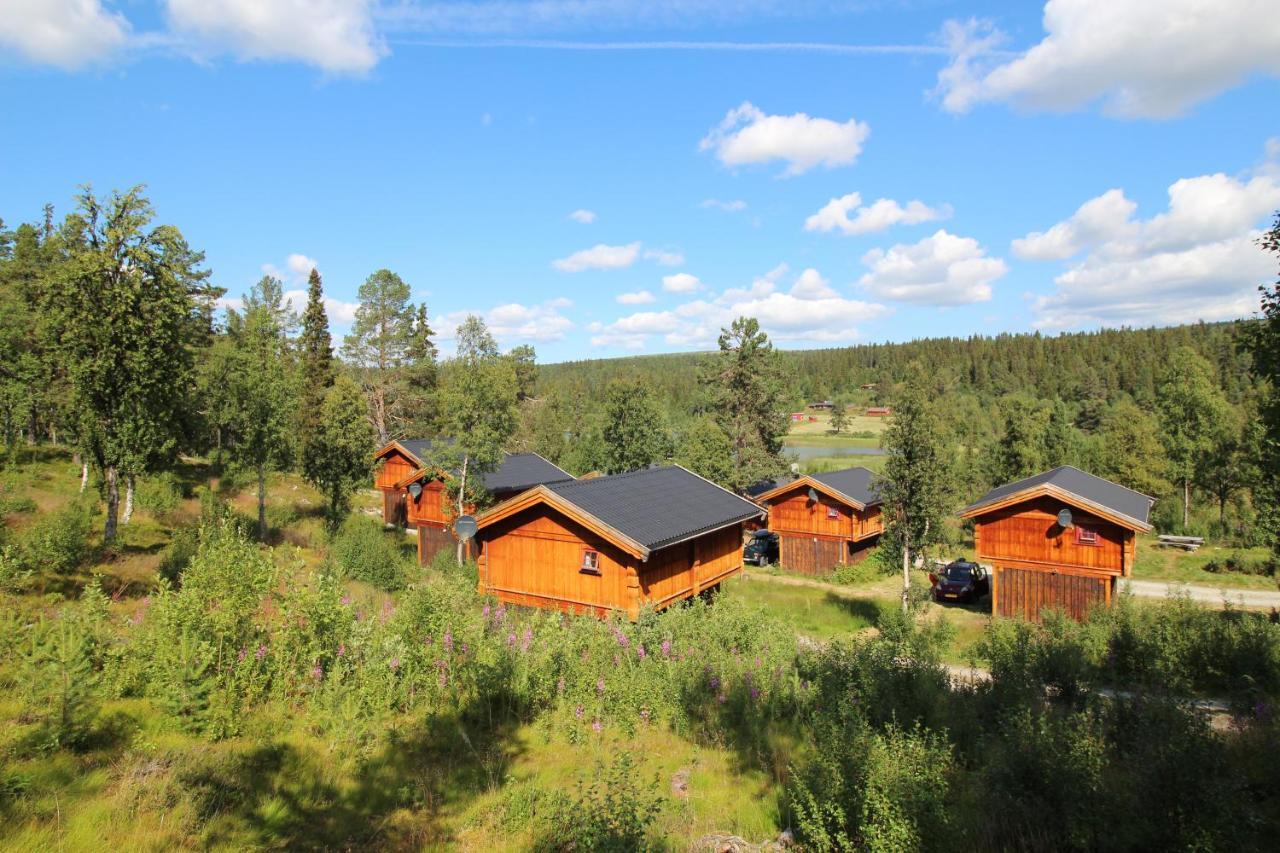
744, 530, 780, 566
929, 559, 990, 604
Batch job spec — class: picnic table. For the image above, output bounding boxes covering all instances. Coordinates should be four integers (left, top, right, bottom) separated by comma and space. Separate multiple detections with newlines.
1157, 534, 1205, 552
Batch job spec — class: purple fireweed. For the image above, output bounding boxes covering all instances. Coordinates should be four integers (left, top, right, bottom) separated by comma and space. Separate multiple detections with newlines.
636, 644, 646, 660
255, 644, 267, 660
340, 595, 351, 606
337, 643, 346, 658
443, 629, 454, 653
507, 632, 517, 648
661, 639, 672, 658
389, 656, 400, 671
592, 719, 603, 733
311, 664, 323, 680
596, 677, 606, 694
237, 648, 247, 663
575, 704, 585, 719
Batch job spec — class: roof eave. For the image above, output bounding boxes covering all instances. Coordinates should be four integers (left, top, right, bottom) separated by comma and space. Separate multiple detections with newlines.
960, 484, 1153, 533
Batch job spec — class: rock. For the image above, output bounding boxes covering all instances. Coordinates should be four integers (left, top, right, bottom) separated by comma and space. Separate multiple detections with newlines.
671, 767, 690, 798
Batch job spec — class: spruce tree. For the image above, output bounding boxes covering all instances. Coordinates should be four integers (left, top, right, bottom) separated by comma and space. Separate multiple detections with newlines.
401, 303, 440, 436
1155, 347, 1229, 529
298, 268, 335, 457
677, 416, 735, 487
704, 317, 789, 493
305, 374, 374, 528
601, 378, 670, 474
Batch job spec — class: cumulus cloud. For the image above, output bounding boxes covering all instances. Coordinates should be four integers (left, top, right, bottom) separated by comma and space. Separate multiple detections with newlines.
644, 248, 685, 266
1020, 159, 1280, 328
617, 290, 655, 305
261, 253, 319, 283
280, 289, 360, 325
936, 1, 1280, 118
552, 242, 641, 272
662, 273, 701, 293
700, 101, 870, 176
568, 208, 596, 224
859, 230, 1006, 305
0, 0, 130, 68
700, 199, 747, 212
592, 264, 890, 349
437, 299, 574, 345
804, 192, 951, 236
164, 0, 385, 73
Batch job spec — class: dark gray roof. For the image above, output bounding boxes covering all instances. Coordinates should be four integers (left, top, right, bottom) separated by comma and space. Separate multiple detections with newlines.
963, 465, 1153, 528
747, 476, 793, 499
392, 439, 571, 494
545, 465, 764, 554
482, 453, 574, 494
811, 467, 882, 508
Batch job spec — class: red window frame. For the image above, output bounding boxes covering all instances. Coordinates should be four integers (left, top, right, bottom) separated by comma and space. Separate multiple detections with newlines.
1074, 525, 1099, 546
580, 548, 601, 575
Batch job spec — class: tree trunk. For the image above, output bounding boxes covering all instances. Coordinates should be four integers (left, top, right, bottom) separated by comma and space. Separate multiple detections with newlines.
456, 454, 469, 564
104, 465, 119, 544
122, 474, 135, 525
901, 537, 911, 615
26, 410, 36, 446
79, 461, 89, 494
1183, 478, 1190, 530
257, 466, 268, 541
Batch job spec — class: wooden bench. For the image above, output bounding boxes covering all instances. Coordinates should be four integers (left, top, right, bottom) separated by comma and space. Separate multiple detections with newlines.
1157, 534, 1205, 552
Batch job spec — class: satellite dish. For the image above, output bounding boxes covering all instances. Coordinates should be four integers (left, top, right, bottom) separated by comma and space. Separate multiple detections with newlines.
454, 514, 478, 541
408, 482, 422, 499
1057, 508, 1073, 529
807, 486, 820, 503
790, 463, 800, 475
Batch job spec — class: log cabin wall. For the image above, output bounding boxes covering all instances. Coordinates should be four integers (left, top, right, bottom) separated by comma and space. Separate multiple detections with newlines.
637, 523, 744, 609
375, 449, 420, 525
478, 503, 634, 617
765, 484, 883, 575
973, 495, 1132, 623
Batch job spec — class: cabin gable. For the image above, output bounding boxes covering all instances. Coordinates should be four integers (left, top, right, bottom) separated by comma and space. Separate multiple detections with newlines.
375, 447, 419, 492
972, 494, 1129, 576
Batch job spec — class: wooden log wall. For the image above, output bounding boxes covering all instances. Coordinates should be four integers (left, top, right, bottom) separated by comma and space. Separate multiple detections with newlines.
778, 534, 846, 576
995, 566, 1109, 622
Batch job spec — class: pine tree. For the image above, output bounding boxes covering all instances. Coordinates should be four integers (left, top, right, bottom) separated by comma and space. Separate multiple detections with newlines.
677, 417, 734, 487
880, 364, 954, 614
602, 379, 670, 474
298, 268, 335, 456
401, 303, 440, 436
1092, 398, 1171, 498
1155, 347, 1229, 529
510, 344, 538, 402
304, 375, 375, 528
830, 398, 850, 434
342, 268, 416, 443
705, 317, 789, 493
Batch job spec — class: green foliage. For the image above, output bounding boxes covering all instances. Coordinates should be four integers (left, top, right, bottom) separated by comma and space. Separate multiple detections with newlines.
1091, 397, 1171, 499
15, 497, 93, 575
297, 267, 335, 460
303, 375, 375, 528
329, 514, 408, 590
1246, 214, 1280, 553
704, 317, 789, 493
1156, 347, 1231, 528
17, 606, 105, 751
342, 268, 418, 443
135, 470, 183, 516
536, 753, 663, 852
602, 378, 670, 474
675, 416, 734, 487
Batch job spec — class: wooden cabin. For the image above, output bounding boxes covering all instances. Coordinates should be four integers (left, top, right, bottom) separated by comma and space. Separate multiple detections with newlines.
865, 406, 892, 417
960, 466, 1154, 622
752, 467, 884, 574
473, 465, 764, 619
807, 400, 835, 411
372, 440, 573, 563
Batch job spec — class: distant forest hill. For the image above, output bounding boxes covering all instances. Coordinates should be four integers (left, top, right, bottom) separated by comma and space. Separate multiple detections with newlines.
538, 321, 1259, 417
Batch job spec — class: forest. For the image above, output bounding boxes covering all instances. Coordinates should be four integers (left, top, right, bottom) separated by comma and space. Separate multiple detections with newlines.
1, 189, 1280, 850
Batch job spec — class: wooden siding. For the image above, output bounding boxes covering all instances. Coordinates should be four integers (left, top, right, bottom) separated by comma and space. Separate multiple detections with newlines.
973, 496, 1126, 575
766, 484, 883, 574
995, 565, 1109, 622
407, 480, 449, 528
418, 524, 460, 565
383, 490, 407, 527
778, 534, 844, 576
375, 449, 418, 492
477, 503, 745, 620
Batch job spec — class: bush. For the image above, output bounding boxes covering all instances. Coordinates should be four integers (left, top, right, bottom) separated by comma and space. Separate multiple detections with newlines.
137, 472, 183, 516
831, 547, 889, 586
16, 498, 93, 575
16, 602, 107, 751
158, 524, 199, 587
329, 515, 409, 591
535, 753, 662, 852
1203, 553, 1278, 577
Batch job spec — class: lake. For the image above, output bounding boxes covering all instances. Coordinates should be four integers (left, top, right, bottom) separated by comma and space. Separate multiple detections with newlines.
783, 443, 886, 461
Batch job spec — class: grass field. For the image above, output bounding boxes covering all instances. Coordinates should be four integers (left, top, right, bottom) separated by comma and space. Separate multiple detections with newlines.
1131, 536, 1278, 590
785, 412, 889, 438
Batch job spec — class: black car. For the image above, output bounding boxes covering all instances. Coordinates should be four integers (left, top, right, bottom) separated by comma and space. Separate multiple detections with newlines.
929, 559, 990, 604
744, 530, 780, 566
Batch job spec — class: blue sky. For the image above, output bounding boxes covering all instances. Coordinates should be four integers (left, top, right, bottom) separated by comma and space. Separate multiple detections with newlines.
2, 1, 1278, 362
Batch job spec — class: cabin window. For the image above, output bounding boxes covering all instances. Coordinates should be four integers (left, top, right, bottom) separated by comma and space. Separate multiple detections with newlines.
1075, 526, 1099, 545
826, 505, 840, 520
580, 549, 601, 575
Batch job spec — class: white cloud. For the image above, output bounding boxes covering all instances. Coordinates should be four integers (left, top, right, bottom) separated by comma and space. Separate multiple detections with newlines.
700, 198, 747, 212
281, 289, 360, 325
0, 0, 130, 68
568, 208, 596, 224
859, 230, 1007, 305
552, 241, 641, 272
662, 273, 701, 293
592, 264, 891, 349
261, 253, 319, 283
164, 0, 385, 73
1022, 160, 1280, 328
804, 192, 951, 236
700, 101, 870, 176
936, 1, 1280, 118
438, 299, 574, 345
617, 290, 655, 305
644, 248, 685, 266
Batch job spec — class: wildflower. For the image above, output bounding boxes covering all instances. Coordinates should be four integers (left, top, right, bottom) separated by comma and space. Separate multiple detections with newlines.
311, 664, 324, 680
592, 719, 603, 733
341, 595, 351, 606
443, 629, 454, 653
616, 632, 630, 649
390, 656, 400, 671
750, 686, 760, 701
716, 693, 727, 705
661, 639, 672, 658
575, 704, 585, 720
557, 677, 566, 694
460, 642, 469, 655
521, 628, 533, 651
709, 674, 721, 691
255, 643, 267, 660
482, 603, 491, 619
337, 643, 346, 658
507, 632, 517, 648
596, 677, 606, 695
495, 604, 506, 621
636, 644, 647, 660
237, 648, 247, 663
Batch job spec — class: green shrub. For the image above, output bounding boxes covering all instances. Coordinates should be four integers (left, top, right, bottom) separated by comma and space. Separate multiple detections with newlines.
17, 609, 105, 751
535, 753, 662, 852
1202, 553, 1278, 577
329, 515, 408, 591
137, 471, 183, 516
158, 524, 200, 587
831, 547, 888, 585
16, 498, 93, 574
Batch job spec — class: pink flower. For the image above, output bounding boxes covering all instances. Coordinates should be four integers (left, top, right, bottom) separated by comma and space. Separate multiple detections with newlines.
482, 603, 491, 619
389, 656, 400, 671
443, 629, 454, 654
596, 677, 606, 694
575, 705, 585, 719
236, 648, 247, 663
660, 640, 672, 658
336, 643, 346, 658
341, 595, 351, 606
255, 644, 267, 660
311, 664, 324, 680
507, 633, 517, 648
521, 628, 533, 651
592, 719, 603, 733
557, 677, 566, 693
636, 644, 647, 660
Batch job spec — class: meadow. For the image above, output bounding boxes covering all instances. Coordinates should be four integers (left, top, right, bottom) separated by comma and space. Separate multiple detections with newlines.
3, 448, 1280, 850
